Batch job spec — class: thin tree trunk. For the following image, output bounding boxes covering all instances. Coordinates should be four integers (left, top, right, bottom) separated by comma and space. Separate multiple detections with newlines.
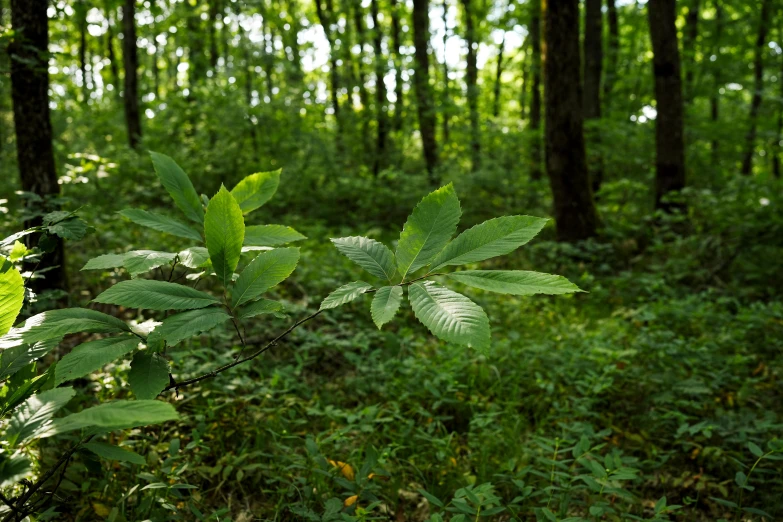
529, 1, 542, 180
493, 33, 505, 118
648, 0, 686, 210
390, 0, 404, 132
412, 0, 439, 177
260, 13, 274, 98
461, 0, 480, 171
544, 0, 598, 240
9, 0, 67, 292
353, 0, 371, 154
122, 0, 142, 148
315, 0, 343, 141
441, 0, 450, 142
710, 0, 722, 165
370, 0, 388, 175
683, 0, 700, 103
740, 0, 772, 176
603, 0, 619, 102
208, 0, 219, 71
78, 0, 88, 103
105, 2, 120, 94
286, 0, 304, 83
519, 38, 528, 121
187, 1, 206, 86
773, 25, 783, 178
583, 0, 603, 192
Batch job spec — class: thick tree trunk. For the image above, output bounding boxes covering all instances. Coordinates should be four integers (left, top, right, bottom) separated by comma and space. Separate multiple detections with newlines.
603, 0, 619, 102
529, 2, 542, 180
583, 0, 603, 192
9, 0, 67, 292
370, 0, 388, 175
710, 0, 722, 165
683, 0, 700, 103
461, 0, 480, 171
122, 0, 141, 148
648, 0, 686, 210
412, 0, 439, 176
390, 0, 404, 132
740, 0, 772, 176
441, 0, 450, 142
493, 34, 505, 118
544, 0, 598, 241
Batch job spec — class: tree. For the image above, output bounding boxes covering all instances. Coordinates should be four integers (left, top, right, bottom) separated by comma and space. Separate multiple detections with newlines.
76, 0, 89, 103
544, 0, 598, 241
122, 0, 142, 149
9, 0, 67, 291
528, 1, 542, 180
412, 0, 439, 177
648, 0, 685, 210
583, 0, 603, 192
461, 0, 480, 172
683, 0, 700, 102
740, 0, 772, 176
315, 0, 343, 143
104, 0, 121, 94
370, 0, 389, 175
390, 0, 405, 132
441, 0, 450, 142
710, 0, 722, 165
493, 33, 505, 118
603, 0, 619, 101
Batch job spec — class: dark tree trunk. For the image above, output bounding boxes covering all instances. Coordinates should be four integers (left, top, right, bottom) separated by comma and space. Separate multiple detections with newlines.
583, 0, 603, 192
544, 0, 598, 241
78, 0, 88, 103
9, 0, 67, 292
683, 0, 700, 103
390, 0, 404, 132
315, 0, 343, 140
529, 1, 542, 180
105, 2, 120, 94
519, 38, 528, 121
710, 0, 722, 165
461, 0, 480, 171
208, 0, 219, 71
370, 0, 388, 175
122, 0, 141, 148
187, 2, 206, 85
441, 0, 450, 142
740, 0, 772, 176
261, 14, 274, 98
412, 0, 439, 177
774, 26, 783, 179
286, 0, 304, 83
603, 0, 619, 102
648, 0, 686, 210
493, 34, 505, 118
352, 0, 371, 155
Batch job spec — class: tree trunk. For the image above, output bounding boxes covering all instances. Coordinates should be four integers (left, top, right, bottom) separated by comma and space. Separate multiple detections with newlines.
710, 0, 722, 165
390, 0, 404, 132
187, 1, 206, 86
740, 0, 772, 176
648, 0, 686, 210
105, 2, 121, 94
260, 13, 274, 98
122, 0, 141, 148
9, 0, 67, 292
603, 0, 619, 102
583, 0, 603, 192
370, 0, 388, 175
78, 0, 89, 103
315, 0, 343, 141
286, 0, 304, 83
544, 0, 598, 241
412, 0, 439, 177
493, 34, 505, 118
208, 0, 219, 71
773, 25, 782, 179
529, 1, 542, 180
352, 0, 371, 155
683, 0, 700, 103
519, 38, 528, 121
461, 0, 480, 171
441, 0, 450, 142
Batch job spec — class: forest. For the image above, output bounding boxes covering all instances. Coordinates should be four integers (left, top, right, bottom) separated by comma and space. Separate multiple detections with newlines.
0, 0, 782, 520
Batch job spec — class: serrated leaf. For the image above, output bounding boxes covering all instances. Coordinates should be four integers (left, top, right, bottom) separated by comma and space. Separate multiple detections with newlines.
83, 442, 146, 465
47, 217, 92, 240
0, 308, 130, 350
231, 248, 299, 307
146, 308, 230, 347
447, 270, 583, 295
205, 185, 245, 286
94, 280, 220, 311
128, 352, 170, 400
430, 216, 548, 270
41, 400, 178, 437
0, 340, 58, 381
178, 247, 210, 268
150, 152, 204, 224
396, 184, 461, 279
0, 454, 31, 488
81, 253, 126, 271
0, 256, 24, 336
122, 250, 177, 277
237, 299, 285, 319
408, 281, 489, 351
7, 387, 76, 447
244, 224, 306, 246
320, 281, 373, 310
230, 170, 281, 213
119, 209, 202, 242
55, 335, 139, 385
370, 286, 403, 329
331, 236, 396, 281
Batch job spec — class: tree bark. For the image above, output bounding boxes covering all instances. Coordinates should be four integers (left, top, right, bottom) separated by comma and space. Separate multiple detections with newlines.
105, 1, 121, 95
208, 0, 220, 71
187, 1, 206, 85
260, 12, 274, 98
9, 0, 67, 291
544, 0, 598, 241
412, 0, 439, 177
603, 0, 619, 102
493, 34, 505, 118
370, 0, 389, 175
774, 25, 782, 178
122, 0, 141, 148
390, 0, 404, 132
583, 0, 603, 192
441, 0, 450, 142
648, 0, 686, 210
740, 0, 772, 176
519, 37, 528, 121
683, 0, 700, 103
461, 0, 480, 171
528, 1, 542, 180
78, 0, 89, 103
315, 0, 343, 141
286, 0, 304, 83
710, 0, 722, 165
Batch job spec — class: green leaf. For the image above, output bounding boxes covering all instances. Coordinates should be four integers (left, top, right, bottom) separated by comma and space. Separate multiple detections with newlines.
230, 169, 281, 213
417, 489, 445, 508
7, 387, 76, 447
150, 152, 204, 224
370, 286, 403, 329
9, 241, 30, 262
119, 209, 202, 242
244, 224, 306, 246
83, 442, 146, 465
178, 247, 210, 269
81, 253, 125, 271
396, 184, 461, 279
0, 454, 31, 488
47, 217, 92, 240
55, 335, 139, 385
147, 308, 231, 347
320, 281, 373, 310
430, 216, 548, 270
237, 299, 285, 320
122, 250, 177, 277
94, 280, 220, 311
408, 281, 490, 351
0, 340, 58, 381
446, 270, 583, 296
205, 185, 245, 286
0, 256, 24, 336
331, 236, 396, 281
128, 352, 170, 400
42, 400, 179, 437
748, 441, 764, 458
0, 229, 38, 249
231, 248, 299, 307
0, 308, 130, 350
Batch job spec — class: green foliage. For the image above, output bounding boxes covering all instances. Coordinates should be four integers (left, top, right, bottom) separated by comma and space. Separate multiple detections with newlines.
230, 169, 281, 213
231, 247, 300, 307
93, 280, 220, 310
128, 352, 170, 400
447, 270, 583, 295
332, 236, 396, 281
320, 281, 374, 310
55, 335, 139, 385
82, 442, 146, 466
150, 152, 204, 224
370, 286, 403, 329
118, 208, 203, 242
146, 308, 231, 347
204, 185, 245, 286
0, 256, 24, 336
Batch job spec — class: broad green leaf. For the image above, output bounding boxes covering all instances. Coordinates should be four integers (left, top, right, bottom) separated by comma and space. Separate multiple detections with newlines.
205, 185, 245, 286
55, 335, 139, 385
123, 250, 177, 277
42, 400, 179, 437
178, 247, 210, 268
83, 442, 146, 465
244, 224, 306, 246
150, 152, 204, 224
430, 216, 548, 270
237, 299, 285, 319
230, 169, 281, 213
1, 372, 50, 416
396, 184, 461, 279
0, 228, 38, 249
0, 256, 24, 336
408, 281, 490, 351
0, 308, 130, 350
0, 339, 59, 380
370, 286, 403, 329
331, 236, 396, 281
0, 454, 31, 488
119, 209, 202, 242
231, 248, 299, 307
446, 270, 583, 296
7, 387, 76, 447
47, 217, 92, 240
81, 253, 125, 271
9, 241, 30, 262
128, 352, 170, 400
320, 281, 373, 310
147, 308, 231, 347
94, 280, 220, 311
